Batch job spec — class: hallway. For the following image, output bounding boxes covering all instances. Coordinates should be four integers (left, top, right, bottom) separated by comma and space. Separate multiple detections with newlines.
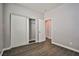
3, 38, 79, 56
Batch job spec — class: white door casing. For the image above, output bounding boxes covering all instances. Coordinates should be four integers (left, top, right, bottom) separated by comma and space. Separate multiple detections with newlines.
38, 19, 45, 42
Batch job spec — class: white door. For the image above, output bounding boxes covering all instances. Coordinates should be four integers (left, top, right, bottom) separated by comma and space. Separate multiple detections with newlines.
11, 14, 27, 48
38, 19, 45, 42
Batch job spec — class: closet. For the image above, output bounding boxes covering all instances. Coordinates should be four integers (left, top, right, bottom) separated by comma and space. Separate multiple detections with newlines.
11, 14, 27, 48
11, 13, 45, 48
11, 14, 37, 48
29, 18, 36, 43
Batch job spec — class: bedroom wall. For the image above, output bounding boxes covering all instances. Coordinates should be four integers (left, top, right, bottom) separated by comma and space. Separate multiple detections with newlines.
44, 4, 79, 52
3, 3, 44, 49
0, 4, 3, 51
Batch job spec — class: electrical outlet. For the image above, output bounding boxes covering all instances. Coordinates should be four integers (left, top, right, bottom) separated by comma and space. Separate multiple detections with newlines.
69, 42, 72, 45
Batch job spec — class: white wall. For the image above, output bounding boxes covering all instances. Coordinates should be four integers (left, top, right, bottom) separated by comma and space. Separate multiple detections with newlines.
3, 3, 44, 49
0, 4, 3, 52
44, 4, 79, 52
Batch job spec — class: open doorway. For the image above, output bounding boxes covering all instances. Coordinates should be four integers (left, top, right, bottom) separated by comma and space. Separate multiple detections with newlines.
45, 19, 51, 40
29, 18, 36, 43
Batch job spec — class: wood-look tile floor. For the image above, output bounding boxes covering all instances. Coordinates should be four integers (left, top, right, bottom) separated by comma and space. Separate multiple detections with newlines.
3, 39, 79, 56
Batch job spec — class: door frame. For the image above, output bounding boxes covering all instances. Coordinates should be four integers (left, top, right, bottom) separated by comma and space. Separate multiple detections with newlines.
38, 19, 45, 42
28, 18, 39, 43
45, 19, 52, 39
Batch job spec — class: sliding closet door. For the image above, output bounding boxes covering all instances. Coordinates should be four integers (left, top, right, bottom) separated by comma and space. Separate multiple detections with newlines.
11, 14, 27, 48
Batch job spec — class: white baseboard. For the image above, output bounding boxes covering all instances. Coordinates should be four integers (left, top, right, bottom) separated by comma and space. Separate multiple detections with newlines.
52, 41, 79, 53
0, 47, 11, 56
3, 47, 11, 51
1, 47, 11, 56
0, 50, 3, 56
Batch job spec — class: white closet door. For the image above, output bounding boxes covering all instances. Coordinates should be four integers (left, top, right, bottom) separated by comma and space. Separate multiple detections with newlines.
11, 14, 27, 48
38, 19, 45, 42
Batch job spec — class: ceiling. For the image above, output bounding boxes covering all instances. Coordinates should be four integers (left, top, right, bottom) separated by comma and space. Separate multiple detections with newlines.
19, 3, 63, 14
